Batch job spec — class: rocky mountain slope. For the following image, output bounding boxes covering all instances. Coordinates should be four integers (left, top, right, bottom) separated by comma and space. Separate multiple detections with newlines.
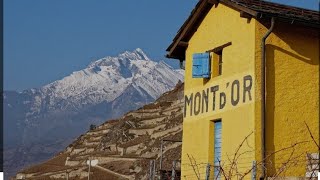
15, 82, 184, 180
4, 48, 184, 179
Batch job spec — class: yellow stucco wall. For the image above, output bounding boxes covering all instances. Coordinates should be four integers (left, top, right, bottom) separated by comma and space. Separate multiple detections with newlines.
254, 21, 320, 177
182, 3, 257, 179
181, 3, 319, 180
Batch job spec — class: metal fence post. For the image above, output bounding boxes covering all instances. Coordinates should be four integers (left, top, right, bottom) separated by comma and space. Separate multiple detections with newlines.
65, 170, 69, 180
87, 158, 91, 180
205, 163, 211, 180
149, 160, 154, 180
160, 140, 163, 170
171, 160, 176, 180
252, 161, 257, 180
153, 160, 156, 180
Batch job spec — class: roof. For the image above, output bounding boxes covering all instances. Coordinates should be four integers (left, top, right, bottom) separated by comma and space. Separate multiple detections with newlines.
166, 0, 320, 60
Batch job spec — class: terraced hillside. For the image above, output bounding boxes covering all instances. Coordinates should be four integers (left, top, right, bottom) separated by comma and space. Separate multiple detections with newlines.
15, 82, 184, 180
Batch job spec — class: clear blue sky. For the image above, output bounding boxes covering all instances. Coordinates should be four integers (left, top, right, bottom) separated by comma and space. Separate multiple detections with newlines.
4, 0, 319, 91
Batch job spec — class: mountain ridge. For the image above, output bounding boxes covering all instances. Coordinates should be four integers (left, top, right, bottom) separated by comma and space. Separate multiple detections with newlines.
4, 48, 184, 179
16, 82, 184, 180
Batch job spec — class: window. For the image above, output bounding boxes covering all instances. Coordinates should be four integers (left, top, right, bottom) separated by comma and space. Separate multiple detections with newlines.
192, 53, 211, 78
207, 42, 231, 77
214, 120, 222, 179
217, 50, 223, 76
192, 42, 230, 79
210, 51, 222, 78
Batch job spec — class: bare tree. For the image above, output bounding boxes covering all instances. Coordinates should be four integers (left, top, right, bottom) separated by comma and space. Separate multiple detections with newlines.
183, 124, 319, 180
187, 154, 201, 180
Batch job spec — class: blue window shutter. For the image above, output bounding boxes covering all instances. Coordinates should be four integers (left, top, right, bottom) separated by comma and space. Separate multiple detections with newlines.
192, 53, 210, 78
201, 53, 210, 78
192, 53, 203, 78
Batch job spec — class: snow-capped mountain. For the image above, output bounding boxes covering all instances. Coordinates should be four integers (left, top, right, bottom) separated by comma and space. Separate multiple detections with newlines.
3, 48, 184, 178
22, 48, 182, 116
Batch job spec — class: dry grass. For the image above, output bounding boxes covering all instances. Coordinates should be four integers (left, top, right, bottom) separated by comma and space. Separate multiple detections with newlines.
142, 101, 173, 110
160, 145, 182, 171
73, 144, 97, 149
101, 160, 135, 175
81, 167, 123, 180
133, 124, 158, 130
136, 115, 167, 122
21, 154, 69, 174
118, 135, 149, 148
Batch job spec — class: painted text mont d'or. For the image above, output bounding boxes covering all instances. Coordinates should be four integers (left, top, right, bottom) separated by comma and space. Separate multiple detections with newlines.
184, 75, 253, 117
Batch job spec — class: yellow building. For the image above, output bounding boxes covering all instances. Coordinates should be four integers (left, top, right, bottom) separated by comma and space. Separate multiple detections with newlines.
166, 0, 319, 179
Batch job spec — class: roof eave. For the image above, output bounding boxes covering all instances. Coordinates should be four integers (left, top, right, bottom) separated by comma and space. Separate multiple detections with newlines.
166, 0, 212, 60
258, 13, 320, 29
165, 0, 320, 60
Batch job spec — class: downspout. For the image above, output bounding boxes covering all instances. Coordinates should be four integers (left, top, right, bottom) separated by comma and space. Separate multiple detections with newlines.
260, 17, 275, 179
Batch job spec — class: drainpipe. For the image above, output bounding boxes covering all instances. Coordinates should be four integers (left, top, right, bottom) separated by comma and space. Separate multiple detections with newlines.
260, 17, 275, 179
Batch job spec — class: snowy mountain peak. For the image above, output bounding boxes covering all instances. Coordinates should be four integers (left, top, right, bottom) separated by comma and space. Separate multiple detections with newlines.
133, 48, 150, 60
119, 48, 150, 61
88, 48, 150, 69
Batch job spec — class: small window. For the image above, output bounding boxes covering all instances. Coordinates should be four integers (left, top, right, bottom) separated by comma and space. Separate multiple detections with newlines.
207, 42, 231, 78
217, 50, 223, 76
211, 51, 222, 78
